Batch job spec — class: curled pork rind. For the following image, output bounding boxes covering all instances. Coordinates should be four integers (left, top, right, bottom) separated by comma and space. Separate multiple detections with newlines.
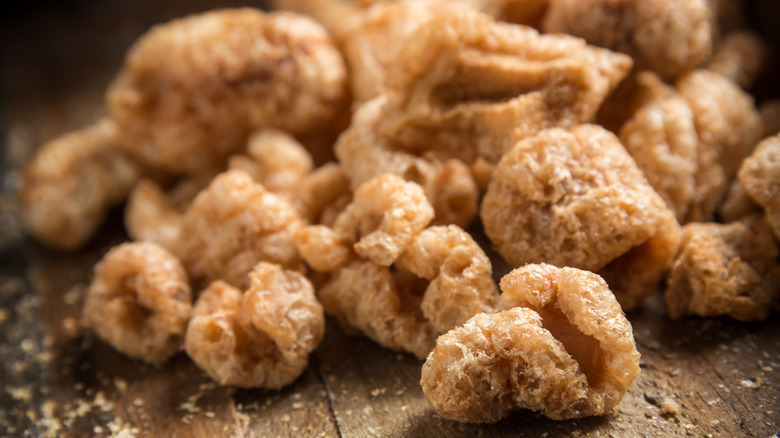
177, 169, 305, 289
665, 220, 780, 321
421, 265, 640, 423
319, 225, 500, 359
481, 125, 680, 309
20, 119, 141, 250
184, 262, 324, 389
82, 242, 192, 364
107, 8, 348, 175
375, 8, 632, 165
295, 173, 434, 271
676, 69, 763, 222
706, 31, 768, 90
738, 134, 780, 240
543, 0, 712, 81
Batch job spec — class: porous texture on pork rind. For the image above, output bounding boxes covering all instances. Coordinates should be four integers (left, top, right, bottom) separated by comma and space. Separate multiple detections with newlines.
665, 220, 780, 321
107, 8, 348, 175
125, 179, 184, 250
295, 173, 434, 271
676, 69, 763, 222
20, 119, 141, 250
421, 263, 640, 424
543, 0, 713, 81
184, 262, 324, 389
82, 242, 192, 364
738, 134, 780, 240
177, 169, 305, 290
375, 7, 632, 165
481, 125, 680, 309
618, 72, 699, 223
706, 31, 768, 90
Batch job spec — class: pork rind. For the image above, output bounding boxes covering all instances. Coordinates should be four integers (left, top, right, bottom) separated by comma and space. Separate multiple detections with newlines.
718, 179, 761, 224
738, 134, 780, 240
20, 119, 141, 250
177, 169, 305, 289
125, 179, 185, 250
677, 69, 763, 222
82, 242, 192, 364
665, 220, 780, 321
107, 8, 348, 175
421, 265, 639, 422
481, 125, 680, 309
375, 7, 632, 165
184, 262, 324, 389
543, 0, 713, 81
295, 173, 434, 271
760, 99, 780, 138
706, 31, 768, 89
319, 226, 499, 358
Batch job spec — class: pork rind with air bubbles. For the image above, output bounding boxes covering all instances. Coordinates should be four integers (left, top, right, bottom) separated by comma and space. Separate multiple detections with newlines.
107, 8, 348, 175
665, 219, 780, 321
319, 225, 499, 359
83, 242, 192, 364
20, 119, 141, 250
421, 264, 639, 422
481, 125, 680, 309
177, 169, 305, 289
543, 0, 713, 81
738, 134, 780, 240
184, 262, 324, 389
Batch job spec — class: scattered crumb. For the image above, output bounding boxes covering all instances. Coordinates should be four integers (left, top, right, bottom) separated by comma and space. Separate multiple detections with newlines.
133, 398, 145, 407
370, 388, 386, 397
7, 387, 33, 402
292, 402, 304, 409
660, 398, 681, 416
205, 411, 215, 418
741, 378, 763, 389
114, 378, 128, 392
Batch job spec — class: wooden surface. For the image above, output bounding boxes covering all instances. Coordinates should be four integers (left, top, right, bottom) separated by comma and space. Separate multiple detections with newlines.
1, 2, 779, 437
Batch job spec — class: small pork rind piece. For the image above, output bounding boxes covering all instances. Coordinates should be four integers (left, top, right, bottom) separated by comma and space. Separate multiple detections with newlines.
107, 8, 348, 175
177, 169, 305, 289
676, 69, 763, 222
481, 125, 680, 309
295, 173, 434, 271
83, 242, 192, 364
125, 179, 185, 250
543, 0, 713, 81
376, 8, 632, 165
422, 264, 640, 422
665, 220, 780, 321
184, 262, 324, 389
706, 31, 768, 90
738, 134, 780, 240
20, 119, 141, 250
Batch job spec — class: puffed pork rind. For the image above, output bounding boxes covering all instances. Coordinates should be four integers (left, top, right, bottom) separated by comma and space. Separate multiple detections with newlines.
481, 124, 680, 309
543, 0, 713, 81
184, 262, 324, 389
738, 134, 780, 240
421, 266, 640, 422
125, 179, 184, 250
20, 119, 141, 250
82, 241, 192, 364
176, 169, 305, 289
706, 31, 768, 90
665, 220, 780, 321
107, 8, 348, 175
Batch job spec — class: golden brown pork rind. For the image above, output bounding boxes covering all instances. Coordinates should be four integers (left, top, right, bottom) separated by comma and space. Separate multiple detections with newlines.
706, 31, 768, 89
718, 179, 761, 224
107, 8, 348, 175
421, 264, 640, 422
83, 242, 192, 364
184, 262, 324, 389
125, 179, 184, 250
676, 69, 763, 222
665, 220, 780, 321
20, 119, 141, 250
543, 0, 713, 81
176, 169, 305, 289
738, 134, 780, 240
481, 125, 680, 309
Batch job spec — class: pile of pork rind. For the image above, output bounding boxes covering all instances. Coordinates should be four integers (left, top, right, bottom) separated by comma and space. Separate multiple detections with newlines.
19, 0, 780, 423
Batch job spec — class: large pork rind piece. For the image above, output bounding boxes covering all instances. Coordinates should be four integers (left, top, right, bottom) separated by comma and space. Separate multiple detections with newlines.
177, 169, 305, 290
184, 262, 324, 389
665, 220, 780, 321
83, 242, 192, 364
481, 125, 680, 309
421, 264, 639, 422
543, 0, 713, 81
319, 225, 499, 359
20, 119, 141, 250
738, 134, 780, 240
107, 8, 348, 175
